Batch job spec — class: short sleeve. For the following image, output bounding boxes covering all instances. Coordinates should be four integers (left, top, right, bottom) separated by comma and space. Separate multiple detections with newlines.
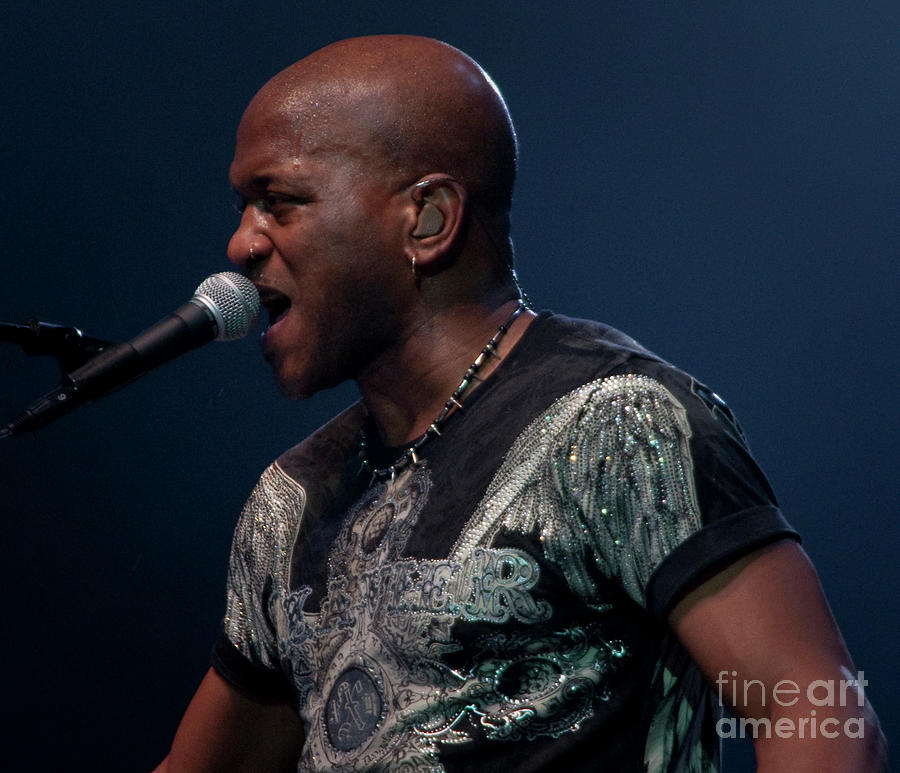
461, 372, 797, 619
211, 463, 306, 699
559, 372, 798, 618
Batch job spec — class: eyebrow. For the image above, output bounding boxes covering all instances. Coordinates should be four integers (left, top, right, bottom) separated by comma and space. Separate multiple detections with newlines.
231, 171, 314, 194
231, 173, 273, 192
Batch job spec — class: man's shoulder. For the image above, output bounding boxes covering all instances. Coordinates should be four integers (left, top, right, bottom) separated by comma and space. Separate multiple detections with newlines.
525, 313, 746, 442
541, 311, 644, 347
274, 401, 366, 485
538, 312, 660, 360
519, 311, 675, 387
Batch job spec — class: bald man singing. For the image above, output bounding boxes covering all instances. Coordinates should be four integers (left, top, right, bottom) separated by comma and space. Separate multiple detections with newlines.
155, 36, 885, 772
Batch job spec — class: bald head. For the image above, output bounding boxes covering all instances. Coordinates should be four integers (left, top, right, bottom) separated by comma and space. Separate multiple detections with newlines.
243, 35, 517, 241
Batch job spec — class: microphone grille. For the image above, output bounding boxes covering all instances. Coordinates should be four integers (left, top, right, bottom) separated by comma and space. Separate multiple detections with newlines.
194, 272, 261, 341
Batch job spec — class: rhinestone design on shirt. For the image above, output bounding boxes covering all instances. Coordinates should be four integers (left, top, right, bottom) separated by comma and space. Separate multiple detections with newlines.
454, 373, 702, 608
223, 462, 306, 669
223, 373, 705, 771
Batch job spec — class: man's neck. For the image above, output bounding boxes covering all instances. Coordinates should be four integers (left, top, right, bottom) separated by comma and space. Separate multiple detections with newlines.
357, 299, 535, 447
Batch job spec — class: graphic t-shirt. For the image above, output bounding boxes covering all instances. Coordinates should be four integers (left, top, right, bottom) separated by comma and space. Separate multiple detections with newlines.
212, 313, 798, 772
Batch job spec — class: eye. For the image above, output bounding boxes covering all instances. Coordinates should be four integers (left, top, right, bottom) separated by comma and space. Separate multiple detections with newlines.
262, 193, 290, 212
230, 189, 309, 218
255, 193, 310, 218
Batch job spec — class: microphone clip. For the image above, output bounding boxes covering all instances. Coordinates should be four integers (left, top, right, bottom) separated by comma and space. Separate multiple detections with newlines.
0, 318, 115, 373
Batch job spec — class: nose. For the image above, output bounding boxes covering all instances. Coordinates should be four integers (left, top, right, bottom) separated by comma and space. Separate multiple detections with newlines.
227, 209, 274, 269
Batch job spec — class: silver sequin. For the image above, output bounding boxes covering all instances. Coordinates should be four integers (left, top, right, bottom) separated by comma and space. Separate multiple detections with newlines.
223, 462, 307, 667
453, 373, 702, 608
222, 373, 707, 771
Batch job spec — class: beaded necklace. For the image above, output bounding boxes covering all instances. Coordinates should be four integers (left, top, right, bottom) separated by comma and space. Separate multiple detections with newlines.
359, 300, 526, 482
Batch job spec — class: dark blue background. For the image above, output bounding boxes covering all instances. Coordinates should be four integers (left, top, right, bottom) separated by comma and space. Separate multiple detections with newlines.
2, 2, 896, 770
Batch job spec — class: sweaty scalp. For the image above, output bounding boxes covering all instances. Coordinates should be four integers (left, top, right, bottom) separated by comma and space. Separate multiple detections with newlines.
246, 35, 518, 219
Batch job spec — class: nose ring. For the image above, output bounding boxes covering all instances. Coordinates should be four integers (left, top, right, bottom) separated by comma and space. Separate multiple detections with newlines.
248, 245, 256, 262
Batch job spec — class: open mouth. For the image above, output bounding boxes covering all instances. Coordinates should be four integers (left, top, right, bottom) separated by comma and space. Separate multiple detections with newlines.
260, 291, 292, 328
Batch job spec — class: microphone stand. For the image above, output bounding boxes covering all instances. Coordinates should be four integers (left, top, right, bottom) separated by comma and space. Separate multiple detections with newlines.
1, 319, 116, 438
1, 319, 114, 373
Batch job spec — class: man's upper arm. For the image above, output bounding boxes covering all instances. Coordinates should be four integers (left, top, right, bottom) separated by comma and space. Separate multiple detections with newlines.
670, 538, 887, 772
155, 668, 303, 773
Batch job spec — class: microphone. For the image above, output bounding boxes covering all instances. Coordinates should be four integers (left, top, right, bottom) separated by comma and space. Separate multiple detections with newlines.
2, 272, 260, 437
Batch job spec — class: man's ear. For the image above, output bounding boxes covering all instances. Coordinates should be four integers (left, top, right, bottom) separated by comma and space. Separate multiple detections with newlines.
406, 177, 467, 273
411, 195, 446, 237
